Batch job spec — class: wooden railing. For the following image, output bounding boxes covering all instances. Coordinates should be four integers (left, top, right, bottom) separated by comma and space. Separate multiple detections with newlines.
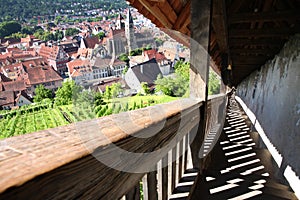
0, 95, 227, 200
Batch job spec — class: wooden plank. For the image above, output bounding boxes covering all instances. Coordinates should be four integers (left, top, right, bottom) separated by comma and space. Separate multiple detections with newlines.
228, 10, 300, 24
162, 156, 168, 200
190, 0, 212, 100
184, 135, 189, 171
171, 146, 177, 193
149, 0, 166, 2
138, 0, 174, 28
230, 48, 279, 55
174, 1, 191, 31
159, 0, 178, 24
126, 183, 140, 200
212, 0, 229, 52
229, 27, 300, 38
178, 140, 183, 181
143, 170, 158, 200
0, 99, 202, 199
229, 38, 285, 46
228, 0, 245, 13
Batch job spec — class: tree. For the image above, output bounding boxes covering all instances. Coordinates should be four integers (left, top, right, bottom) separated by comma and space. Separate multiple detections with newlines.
96, 31, 105, 40
141, 82, 150, 95
5, 32, 27, 39
110, 83, 122, 98
65, 28, 80, 37
119, 53, 129, 63
208, 71, 221, 95
33, 85, 52, 103
155, 62, 190, 97
174, 61, 189, 82
0, 21, 21, 37
54, 80, 82, 106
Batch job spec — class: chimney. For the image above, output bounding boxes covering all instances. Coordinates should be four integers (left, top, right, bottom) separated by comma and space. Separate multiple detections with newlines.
140, 65, 143, 74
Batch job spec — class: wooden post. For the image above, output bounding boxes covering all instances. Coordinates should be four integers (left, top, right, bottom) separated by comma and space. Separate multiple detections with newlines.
143, 170, 158, 200
162, 155, 168, 200
171, 146, 177, 193
126, 183, 140, 200
189, 0, 212, 172
178, 139, 183, 181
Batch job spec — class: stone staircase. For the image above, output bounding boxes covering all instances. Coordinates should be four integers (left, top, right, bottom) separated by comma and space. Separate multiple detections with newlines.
169, 96, 298, 200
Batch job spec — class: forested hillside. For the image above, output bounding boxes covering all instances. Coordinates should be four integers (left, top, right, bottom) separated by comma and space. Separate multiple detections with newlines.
0, 0, 127, 22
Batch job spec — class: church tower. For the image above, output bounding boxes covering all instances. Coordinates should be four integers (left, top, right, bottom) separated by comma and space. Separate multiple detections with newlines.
116, 13, 125, 30
125, 9, 137, 52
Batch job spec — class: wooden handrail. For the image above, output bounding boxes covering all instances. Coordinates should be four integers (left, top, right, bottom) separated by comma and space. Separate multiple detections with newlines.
0, 98, 203, 199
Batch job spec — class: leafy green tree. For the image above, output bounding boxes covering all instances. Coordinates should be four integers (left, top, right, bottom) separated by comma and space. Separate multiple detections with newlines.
54, 80, 82, 106
21, 26, 34, 35
55, 30, 64, 41
5, 32, 27, 39
155, 62, 189, 97
0, 21, 21, 37
141, 82, 150, 95
208, 71, 221, 95
110, 83, 122, 98
174, 61, 189, 82
65, 28, 80, 37
33, 85, 52, 103
96, 31, 105, 40
104, 86, 112, 100
129, 48, 143, 56
119, 53, 129, 63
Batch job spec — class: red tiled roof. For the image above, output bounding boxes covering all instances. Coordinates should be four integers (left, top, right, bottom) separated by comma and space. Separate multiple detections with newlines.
143, 49, 167, 62
1, 63, 26, 76
2, 80, 27, 92
67, 59, 92, 77
0, 91, 15, 106
82, 36, 100, 49
26, 65, 63, 85
0, 73, 12, 82
38, 44, 64, 60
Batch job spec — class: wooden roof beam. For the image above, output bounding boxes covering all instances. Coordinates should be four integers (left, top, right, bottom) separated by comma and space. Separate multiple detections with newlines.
149, 0, 166, 2
158, 1, 178, 24
231, 48, 279, 55
136, 0, 174, 29
229, 27, 300, 38
229, 10, 300, 24
212, 0, 228, 53
174, 1, 191, 32
229, 38, 285, 46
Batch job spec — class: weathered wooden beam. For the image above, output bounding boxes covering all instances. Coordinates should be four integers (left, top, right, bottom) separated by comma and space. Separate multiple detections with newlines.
143, 170, 158, 200
174, 1, 191, 31
229, 27, 300, 38
159, 0, 178, 24
212, 0, 228, 52
137, 0, 174, 28
0, 99, 202, 199
190, 0, 212, 100
149, 0, 166, 2
228, 0, 245, 13
229, 38, 285, 46
231, 48, 279, 55
232, 55, 270, 65
126, 183, 140, 200
228, 10, 300, 24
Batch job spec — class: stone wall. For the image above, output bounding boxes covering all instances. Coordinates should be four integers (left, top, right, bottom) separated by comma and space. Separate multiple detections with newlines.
237, 35, 300, 179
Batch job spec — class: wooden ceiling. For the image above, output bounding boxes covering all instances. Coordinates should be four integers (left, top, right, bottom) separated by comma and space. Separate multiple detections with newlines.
127, 0, 300, 86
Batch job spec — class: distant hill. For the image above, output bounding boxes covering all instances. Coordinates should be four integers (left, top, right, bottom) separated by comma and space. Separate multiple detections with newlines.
0, 0, 127, 22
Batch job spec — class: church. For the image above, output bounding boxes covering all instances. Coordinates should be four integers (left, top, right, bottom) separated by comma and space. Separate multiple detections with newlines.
106, 9, 155, 58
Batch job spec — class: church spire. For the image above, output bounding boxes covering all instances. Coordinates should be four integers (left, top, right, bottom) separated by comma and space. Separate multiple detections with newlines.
125, 8, 137, 52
